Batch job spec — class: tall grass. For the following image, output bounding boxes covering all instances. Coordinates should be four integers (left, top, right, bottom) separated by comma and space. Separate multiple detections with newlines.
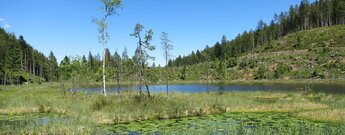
0, 83, 344, 134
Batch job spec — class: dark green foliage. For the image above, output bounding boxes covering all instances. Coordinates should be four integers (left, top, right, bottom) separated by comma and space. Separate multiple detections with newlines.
214, 42, 222, 59
227, 57, 237, 68
0, 28, 52, 85
48, 51, 59, 82
170, 0, 345, 66
180, 66, 186, 80
217, 60, 226, 80
255, 65, 267, 80
58, 56, 71, 81
275, 63, 289, 79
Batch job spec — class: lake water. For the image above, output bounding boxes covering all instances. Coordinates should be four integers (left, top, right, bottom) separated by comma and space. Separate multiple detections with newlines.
77, 83, 345, 94
0, 113, 68, 131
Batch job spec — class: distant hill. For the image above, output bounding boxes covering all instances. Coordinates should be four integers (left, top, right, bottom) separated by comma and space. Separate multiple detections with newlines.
166, 0, 345, 81
170, 0, 345, 67
166, 25, 345, 81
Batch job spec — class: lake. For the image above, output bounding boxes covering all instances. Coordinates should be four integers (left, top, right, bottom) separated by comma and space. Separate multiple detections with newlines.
77, 83, 345, 94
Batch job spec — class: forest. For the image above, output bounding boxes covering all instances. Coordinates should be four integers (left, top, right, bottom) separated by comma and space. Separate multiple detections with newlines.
171, 0, 345, 66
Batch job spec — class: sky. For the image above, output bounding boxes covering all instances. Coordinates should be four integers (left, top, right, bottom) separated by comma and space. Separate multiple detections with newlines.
0, 0, 306, 66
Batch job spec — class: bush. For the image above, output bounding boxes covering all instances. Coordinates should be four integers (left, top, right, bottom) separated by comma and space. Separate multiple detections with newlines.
255, 65, 266, 80
227, 57, 237, 68
92, 97, 111, 111
274, 63, 289, 79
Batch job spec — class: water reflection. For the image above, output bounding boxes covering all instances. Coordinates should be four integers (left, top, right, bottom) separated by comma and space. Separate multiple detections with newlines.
76, 83, 345, 94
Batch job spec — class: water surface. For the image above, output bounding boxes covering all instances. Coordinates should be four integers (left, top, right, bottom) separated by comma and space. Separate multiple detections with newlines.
77, 83, 345, 94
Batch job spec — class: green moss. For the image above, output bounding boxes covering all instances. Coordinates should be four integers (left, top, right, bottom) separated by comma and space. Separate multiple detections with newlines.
105, 112, 345, 134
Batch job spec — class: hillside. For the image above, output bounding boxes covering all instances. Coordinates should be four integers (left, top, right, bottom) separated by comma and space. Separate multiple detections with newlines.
165, 25, 345, 81
0, 27, 58, 85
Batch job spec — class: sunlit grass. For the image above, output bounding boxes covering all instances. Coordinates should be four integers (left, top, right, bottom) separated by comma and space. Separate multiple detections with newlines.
0, 83, 344, 133
297, 108, 345, 123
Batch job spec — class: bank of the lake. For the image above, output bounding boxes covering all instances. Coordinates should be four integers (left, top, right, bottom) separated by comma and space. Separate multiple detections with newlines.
0, 82, 344, 134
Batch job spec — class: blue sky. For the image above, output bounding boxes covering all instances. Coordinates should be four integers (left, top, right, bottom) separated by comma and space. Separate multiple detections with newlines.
0, 0, 306, 66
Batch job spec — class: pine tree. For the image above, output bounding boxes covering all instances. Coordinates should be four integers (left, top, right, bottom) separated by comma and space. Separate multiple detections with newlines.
48, 51, 58, 82
131, 23, 155, 98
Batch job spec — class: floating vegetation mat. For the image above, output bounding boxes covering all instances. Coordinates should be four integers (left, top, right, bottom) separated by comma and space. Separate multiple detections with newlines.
104, 113, 345, 135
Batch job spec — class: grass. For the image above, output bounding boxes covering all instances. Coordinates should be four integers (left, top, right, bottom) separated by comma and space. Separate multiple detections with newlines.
0, 83, 344, 134
297, 108, 345, 123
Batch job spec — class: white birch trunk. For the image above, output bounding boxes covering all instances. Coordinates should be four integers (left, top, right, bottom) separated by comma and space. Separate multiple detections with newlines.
103, 18, 107, 97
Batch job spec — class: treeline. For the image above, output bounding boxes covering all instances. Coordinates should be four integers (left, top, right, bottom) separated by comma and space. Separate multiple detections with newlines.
58, 48, 134, 83
0, 27, 58, 85
58, 48, 160, 89
170, 0, 345, 66
58, 23, 161, 93
0, 22, 165, 90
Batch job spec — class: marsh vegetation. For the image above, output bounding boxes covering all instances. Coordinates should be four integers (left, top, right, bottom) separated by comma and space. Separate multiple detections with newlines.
0, 83, 345, 134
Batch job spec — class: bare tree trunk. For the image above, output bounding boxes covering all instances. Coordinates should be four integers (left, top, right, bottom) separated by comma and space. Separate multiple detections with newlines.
116, 71, 120, 94
142, 57, 151, 98
10, 73, 13, 85
16, 77, 19, 85
165, 51, 169, 94
40, 65, 43, 83
328, 13, 332, 26
21, 51, 23, 70
60, 80, 66, 96
206, 62, 209, 94
3, 72, 6, 86
252, 33, 255, 49
138, 66, 142, 96
141, 66, 151, 98
102, 18, 107, 97
33, 60, 35, 76
145, 82, 151, 98
24, 53, 27, 71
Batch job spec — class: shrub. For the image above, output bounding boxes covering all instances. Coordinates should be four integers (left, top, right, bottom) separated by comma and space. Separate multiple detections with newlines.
255, 65, 266, 80
274, 63, 289, 79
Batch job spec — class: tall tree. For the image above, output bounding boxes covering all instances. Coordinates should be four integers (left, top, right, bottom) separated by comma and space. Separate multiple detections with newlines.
217, 60, 227, 93
131, 23, 155, 98
122, 47, 129, 60
104, 48, 112, 67
334, 0, 345, 24
94, 0, 122, 96
214, 42, 221, 59
113, 51, 121, 91
221, 35, 227, 45
48, 51, 58, 82
160, 32, 173, 94
300, 0, 311, 30
88, 51, 94, 69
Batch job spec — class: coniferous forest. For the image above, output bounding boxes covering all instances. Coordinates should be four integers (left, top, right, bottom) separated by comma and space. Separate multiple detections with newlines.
171, 0, 345, 66
0, 28, 58, 85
